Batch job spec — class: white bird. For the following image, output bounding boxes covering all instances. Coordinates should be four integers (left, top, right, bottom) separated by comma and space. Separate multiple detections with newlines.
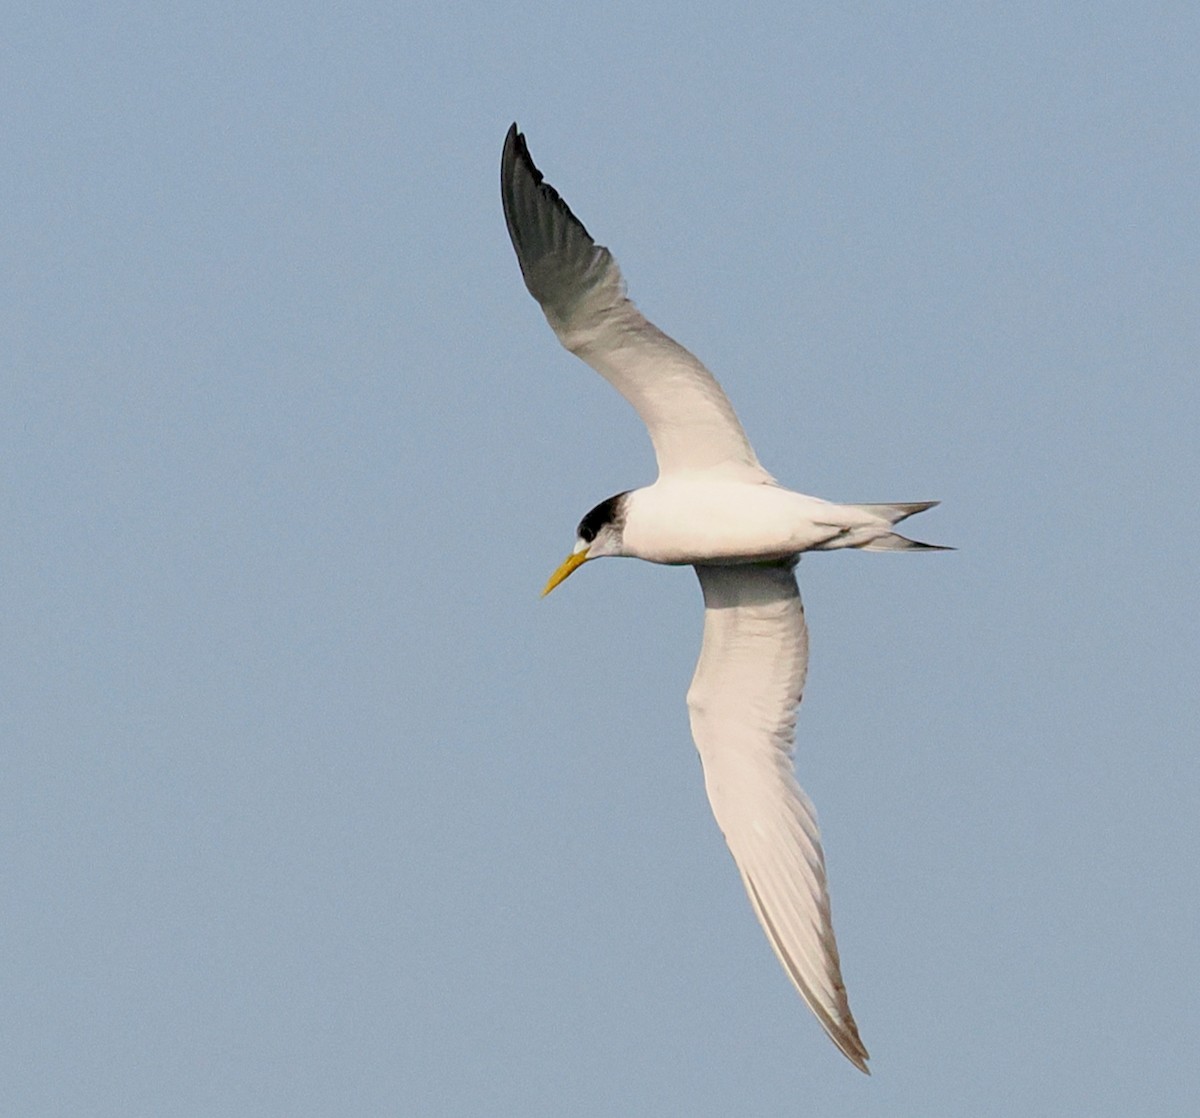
501, 124, 948, 1073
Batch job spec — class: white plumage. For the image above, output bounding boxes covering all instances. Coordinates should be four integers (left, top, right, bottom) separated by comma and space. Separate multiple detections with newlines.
502, 124, 947, 1073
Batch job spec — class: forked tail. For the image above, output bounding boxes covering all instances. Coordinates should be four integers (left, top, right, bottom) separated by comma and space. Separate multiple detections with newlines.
851, 501, 953, 552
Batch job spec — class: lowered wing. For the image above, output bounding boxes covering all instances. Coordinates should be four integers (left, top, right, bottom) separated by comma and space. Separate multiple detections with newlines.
688, 562, 869, 1072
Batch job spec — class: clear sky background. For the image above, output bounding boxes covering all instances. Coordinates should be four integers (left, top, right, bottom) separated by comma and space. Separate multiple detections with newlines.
4, 4, 1197, 1116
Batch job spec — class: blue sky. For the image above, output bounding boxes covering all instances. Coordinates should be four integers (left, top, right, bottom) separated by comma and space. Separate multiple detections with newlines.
4, 3, 1197, 1115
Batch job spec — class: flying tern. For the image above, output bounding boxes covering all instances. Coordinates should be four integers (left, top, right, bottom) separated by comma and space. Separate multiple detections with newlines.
501, 123, 948, 1072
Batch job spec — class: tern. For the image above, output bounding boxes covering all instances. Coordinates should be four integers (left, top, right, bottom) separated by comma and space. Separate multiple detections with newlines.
501, 124, 948, 1073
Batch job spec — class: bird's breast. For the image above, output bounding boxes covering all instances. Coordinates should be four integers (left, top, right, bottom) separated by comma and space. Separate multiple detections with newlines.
622, 481, 849, 565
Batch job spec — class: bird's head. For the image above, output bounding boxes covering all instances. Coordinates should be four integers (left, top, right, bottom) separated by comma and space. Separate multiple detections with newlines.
542, 491, 630, 596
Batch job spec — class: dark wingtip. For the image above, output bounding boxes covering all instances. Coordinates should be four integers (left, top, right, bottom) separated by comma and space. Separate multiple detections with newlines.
500, 124, 597, 258
501, 122, 541, 196
502, 122, 527, 180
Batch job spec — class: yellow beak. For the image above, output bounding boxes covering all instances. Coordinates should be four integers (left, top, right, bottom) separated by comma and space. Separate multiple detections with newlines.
541, 548, 590, 597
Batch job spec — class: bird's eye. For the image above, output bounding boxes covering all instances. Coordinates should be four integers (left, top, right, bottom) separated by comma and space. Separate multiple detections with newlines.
576, 492, 628, 544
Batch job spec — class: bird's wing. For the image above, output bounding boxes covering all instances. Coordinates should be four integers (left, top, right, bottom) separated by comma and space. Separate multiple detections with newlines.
688, 563, 869, 1072
501, 124, 770, 481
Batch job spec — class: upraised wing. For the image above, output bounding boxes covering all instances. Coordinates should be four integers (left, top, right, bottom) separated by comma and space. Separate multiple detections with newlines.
501, 124, 770, 480
687, 563, 869, 1072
